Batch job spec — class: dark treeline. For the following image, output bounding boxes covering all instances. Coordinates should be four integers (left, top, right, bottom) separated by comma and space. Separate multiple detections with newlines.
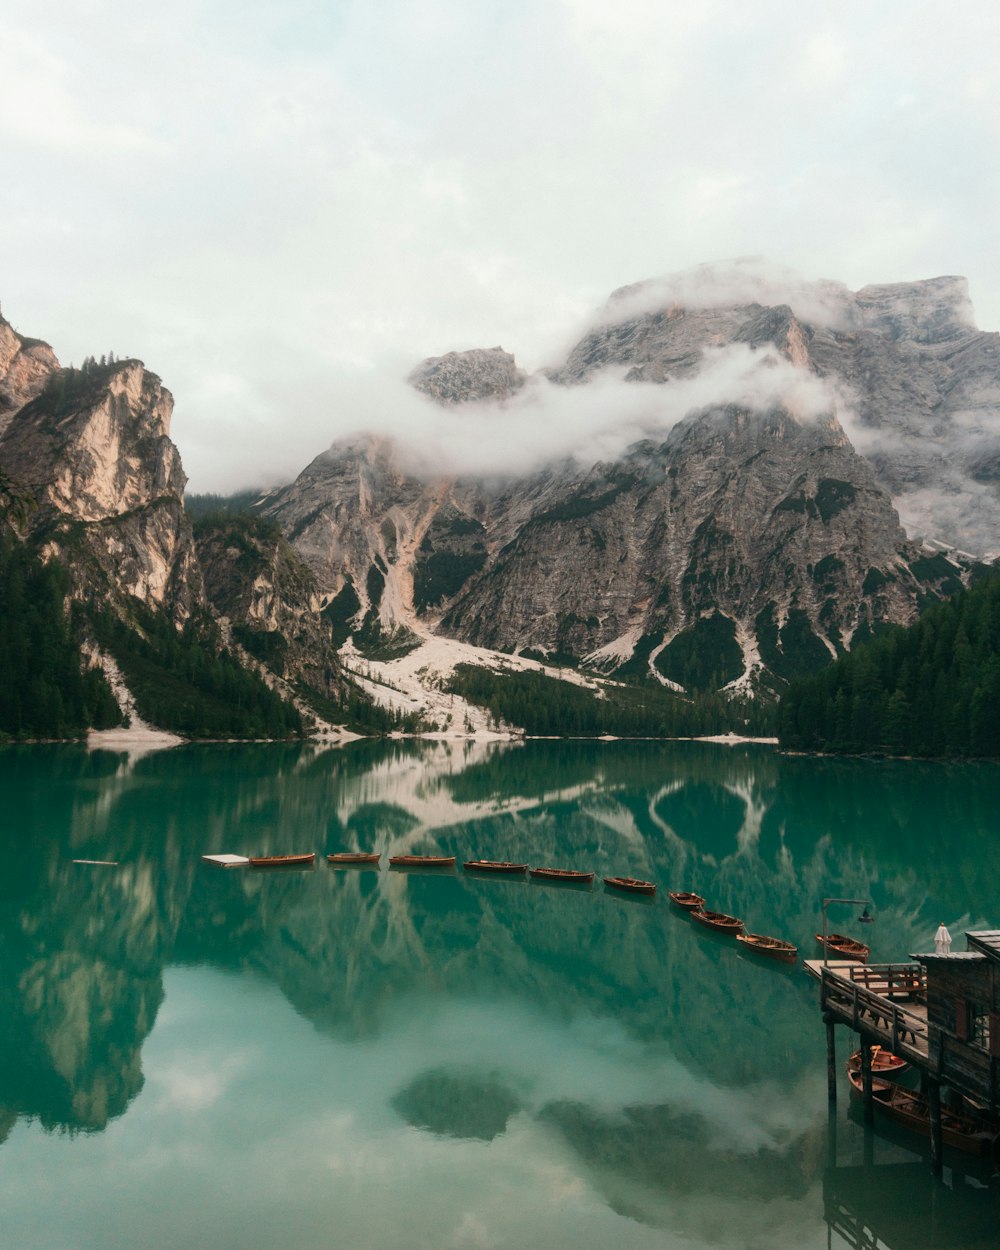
89, 605, 303, 739
0, 532, 121, 738
38, 355, 128, 418
779, 573, 1000, 757
184, 490, 269, 520
447, 664, 775, 739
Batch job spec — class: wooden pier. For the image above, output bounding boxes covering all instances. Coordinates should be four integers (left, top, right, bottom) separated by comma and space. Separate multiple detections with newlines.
812, 960, 929, 1063
816, 932, 1000, 1177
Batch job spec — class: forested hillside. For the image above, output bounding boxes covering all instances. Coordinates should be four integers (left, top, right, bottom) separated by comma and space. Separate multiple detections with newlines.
447, 664, 774, 738
0, 531, 121, 738
779, 574, 1000, 757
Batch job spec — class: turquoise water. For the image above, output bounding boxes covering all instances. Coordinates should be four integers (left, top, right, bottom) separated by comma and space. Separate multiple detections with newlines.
1, 739, 998, 1249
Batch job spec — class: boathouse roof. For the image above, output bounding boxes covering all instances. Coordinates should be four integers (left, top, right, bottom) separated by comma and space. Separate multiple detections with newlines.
909, 950, 984, 962
909, 929, 1000, 964
966, 930, 1000, 959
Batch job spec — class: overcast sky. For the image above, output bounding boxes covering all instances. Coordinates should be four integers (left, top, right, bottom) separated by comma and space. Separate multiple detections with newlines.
2, 0, 998, 492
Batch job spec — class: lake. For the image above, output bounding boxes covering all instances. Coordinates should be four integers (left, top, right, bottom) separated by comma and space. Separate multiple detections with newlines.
1, 738, 998, 1249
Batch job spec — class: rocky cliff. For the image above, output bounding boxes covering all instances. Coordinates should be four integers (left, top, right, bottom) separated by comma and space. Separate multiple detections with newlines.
193, 512, 345, 704
0, 324, 318, 738
554, 267, 1000, 556
0, 311, 59, 433
0, 357, 203, 618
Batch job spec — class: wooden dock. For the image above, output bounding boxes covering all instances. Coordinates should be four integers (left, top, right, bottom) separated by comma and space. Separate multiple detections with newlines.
810, 960, 929, 1063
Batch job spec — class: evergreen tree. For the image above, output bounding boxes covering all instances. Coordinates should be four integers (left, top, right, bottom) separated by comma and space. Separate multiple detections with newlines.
779, 574, 1000, 758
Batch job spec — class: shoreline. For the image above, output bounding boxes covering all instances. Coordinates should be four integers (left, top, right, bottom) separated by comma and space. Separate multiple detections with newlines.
3, 727, 781, 750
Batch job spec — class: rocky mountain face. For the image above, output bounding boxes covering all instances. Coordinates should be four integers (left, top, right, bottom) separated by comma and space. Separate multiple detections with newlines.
0, 323, 335, 733
193, 514, 344, 702
0, 356, 204, 619
0, 311, 59, 433
556, 271, 1000, 556
409, 346, 527, 404
261, 271, 992, 696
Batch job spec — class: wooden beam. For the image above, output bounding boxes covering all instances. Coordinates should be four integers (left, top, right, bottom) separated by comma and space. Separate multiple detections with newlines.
927, 1079, 943, 1176
825, 1015, 837, 1102
861, 1036, 874, 1124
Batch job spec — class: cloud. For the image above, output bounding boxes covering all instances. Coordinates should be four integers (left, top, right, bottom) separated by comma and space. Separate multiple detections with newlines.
299, 343, 850, 483
2, 2, 1000, 495
600, 258, 858, 331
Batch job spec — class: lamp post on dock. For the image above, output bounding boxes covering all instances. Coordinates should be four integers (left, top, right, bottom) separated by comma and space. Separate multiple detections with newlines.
821, 897, 874, 966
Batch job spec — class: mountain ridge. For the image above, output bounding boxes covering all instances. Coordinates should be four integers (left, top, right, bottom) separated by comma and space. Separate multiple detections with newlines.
2, 264, 997, 737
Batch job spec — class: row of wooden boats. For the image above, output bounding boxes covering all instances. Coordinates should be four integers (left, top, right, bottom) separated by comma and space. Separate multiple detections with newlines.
665, 892, 872, 963
666, 890, 799, 963
205, 857, 870, 966
211, 850, 655, 893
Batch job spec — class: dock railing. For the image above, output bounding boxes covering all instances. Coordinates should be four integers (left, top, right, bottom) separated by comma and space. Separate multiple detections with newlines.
821, 962, 928, 1058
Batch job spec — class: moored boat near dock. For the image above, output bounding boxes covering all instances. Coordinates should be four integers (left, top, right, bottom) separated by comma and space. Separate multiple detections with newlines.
603, 876, 656, 896
248, 852, 316, 868
816, 932, 870, 962
327, 852, 381, 865
668, 891, 705, 910
388, 855, 457, 868
529, 867, 595, 883
689, 908, 744, 935
463, 860, 528, 874
847, 1070, 992, 1155
736, 931, 797, 962
847, 1045, 909, 1076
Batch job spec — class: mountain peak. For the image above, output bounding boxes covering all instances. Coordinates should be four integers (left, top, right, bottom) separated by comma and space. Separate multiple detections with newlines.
854, 275, 976, 344
409, 346, 527, 405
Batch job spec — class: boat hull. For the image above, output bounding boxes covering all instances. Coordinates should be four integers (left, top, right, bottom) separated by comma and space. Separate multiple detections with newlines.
529, 868, 595, 883
248, 853, 316, 868
815, 932, 870, 962
604, 877, 656, 896
736, 932, 797, 962
463, 860, 528, 874
690, 908, 743, 935
388, 855, 457, 868
847, 1046, 909, 1076
847, 1071, 990, 1155
327, 852, 381, 865
668, 891, 705, 910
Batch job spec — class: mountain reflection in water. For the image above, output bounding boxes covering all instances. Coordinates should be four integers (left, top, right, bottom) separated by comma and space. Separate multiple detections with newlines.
0, 739, 998, 1249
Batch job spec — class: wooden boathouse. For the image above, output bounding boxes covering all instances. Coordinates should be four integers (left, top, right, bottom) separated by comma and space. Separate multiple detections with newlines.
814, 928, 1000, 1174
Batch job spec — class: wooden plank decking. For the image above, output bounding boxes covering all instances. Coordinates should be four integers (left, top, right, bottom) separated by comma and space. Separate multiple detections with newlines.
813, 960, 930, 1063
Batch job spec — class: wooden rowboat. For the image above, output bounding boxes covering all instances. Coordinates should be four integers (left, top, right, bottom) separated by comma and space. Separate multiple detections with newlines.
463, 860, 528, 874
604, 876, 656, 896
847, 1045, 909, 1076
388, 855, 457, 868
815, 932, 870, 962
690, 908, 744, 935
327, 852, 381, 865
529, 867, 595, 883
668, 891, 705, 910
736, 931, 797, 962
248, 852, 316, 868
847, 1070, 991, 1155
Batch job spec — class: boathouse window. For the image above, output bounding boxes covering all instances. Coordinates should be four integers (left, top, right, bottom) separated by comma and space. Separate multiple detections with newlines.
969, 1003, 991, 1051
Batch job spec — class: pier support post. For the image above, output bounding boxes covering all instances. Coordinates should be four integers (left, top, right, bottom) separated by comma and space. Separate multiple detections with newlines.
927, 1080, 943, 1176
860, 1037, 874, 1124
825, 1016, 837, 1102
